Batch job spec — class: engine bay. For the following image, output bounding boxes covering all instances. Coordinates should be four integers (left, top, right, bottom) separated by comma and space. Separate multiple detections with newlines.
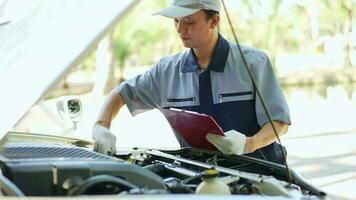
0, 135, 327, 199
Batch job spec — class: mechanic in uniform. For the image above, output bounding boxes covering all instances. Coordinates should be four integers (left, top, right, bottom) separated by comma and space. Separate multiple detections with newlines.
92, 0, 291, 164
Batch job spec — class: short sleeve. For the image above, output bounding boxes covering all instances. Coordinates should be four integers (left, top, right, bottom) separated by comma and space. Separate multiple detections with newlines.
116, 63, 161, 116
252, 52, 291, 127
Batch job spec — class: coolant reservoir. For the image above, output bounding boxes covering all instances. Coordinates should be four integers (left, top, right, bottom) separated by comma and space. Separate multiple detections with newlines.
195, 169, 231, 194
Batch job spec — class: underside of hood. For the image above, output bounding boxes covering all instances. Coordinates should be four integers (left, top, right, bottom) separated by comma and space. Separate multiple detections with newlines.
0, 0, 139, 140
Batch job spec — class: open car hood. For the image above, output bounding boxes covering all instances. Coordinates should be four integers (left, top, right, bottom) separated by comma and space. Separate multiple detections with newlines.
0, 0, 139, 140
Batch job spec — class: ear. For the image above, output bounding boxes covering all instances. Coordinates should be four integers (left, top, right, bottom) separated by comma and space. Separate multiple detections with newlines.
209, 15, 220, 29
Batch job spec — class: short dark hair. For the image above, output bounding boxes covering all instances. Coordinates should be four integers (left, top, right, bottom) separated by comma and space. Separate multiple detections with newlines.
203, 10, 219, 20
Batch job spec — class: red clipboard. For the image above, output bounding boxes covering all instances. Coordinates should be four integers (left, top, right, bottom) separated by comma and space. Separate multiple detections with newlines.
159, 108, 224, 150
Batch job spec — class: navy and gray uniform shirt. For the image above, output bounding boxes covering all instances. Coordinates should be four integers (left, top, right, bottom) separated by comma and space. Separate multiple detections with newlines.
117, 34, 291, 164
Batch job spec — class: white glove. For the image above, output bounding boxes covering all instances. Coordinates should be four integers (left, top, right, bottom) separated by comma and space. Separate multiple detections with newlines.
206, 130, 247, 155
92, 125, 117, 155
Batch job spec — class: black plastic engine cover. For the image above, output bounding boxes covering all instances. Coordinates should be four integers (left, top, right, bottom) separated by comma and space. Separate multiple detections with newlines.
0, 145, 165, 196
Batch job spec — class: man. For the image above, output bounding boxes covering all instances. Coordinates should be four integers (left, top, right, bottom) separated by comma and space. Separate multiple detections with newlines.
92, 0, 291, 164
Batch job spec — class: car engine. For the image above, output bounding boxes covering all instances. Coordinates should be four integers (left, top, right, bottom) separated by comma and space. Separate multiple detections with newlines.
0, 137, 327, 199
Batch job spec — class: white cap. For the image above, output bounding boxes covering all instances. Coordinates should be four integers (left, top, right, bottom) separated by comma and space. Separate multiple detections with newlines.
153, 0, 221, 18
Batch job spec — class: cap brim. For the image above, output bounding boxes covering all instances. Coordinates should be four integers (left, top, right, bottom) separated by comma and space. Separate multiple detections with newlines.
153, 5, 200, 18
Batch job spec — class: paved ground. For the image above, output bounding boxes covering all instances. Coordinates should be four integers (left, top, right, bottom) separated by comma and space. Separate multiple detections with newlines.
284, 131, 356, 200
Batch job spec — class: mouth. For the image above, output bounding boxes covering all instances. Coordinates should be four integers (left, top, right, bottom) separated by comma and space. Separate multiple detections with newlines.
181, 35, 191, 41
182, 37, 191, 41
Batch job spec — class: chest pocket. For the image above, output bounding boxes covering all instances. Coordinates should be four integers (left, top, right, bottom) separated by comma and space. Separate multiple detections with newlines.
218, 91, 254, 103
163, 96, 198, 108
167, 97, 196, 102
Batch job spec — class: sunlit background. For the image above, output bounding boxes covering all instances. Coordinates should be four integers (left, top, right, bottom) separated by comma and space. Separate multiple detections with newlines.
4, 0, 355, 199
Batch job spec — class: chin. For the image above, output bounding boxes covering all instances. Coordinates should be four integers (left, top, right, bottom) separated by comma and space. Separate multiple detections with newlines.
181, 40, 194, 48
182, 43, 192, 48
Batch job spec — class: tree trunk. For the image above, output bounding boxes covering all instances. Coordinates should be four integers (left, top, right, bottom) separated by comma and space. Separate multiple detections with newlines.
341, 1, 353, 68
309, 0, 319, 40
93, 31, 117, 96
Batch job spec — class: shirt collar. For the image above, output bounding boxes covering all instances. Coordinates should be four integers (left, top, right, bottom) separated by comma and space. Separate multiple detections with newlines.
182, 34, 230, 73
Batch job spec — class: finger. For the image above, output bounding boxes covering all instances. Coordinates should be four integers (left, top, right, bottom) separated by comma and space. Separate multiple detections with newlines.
98, 144, 106, 154
113, 146, 117, 154
107, 146, 113, 156
210, 142, 227, 154
206, 134, 225, 146
206, 133, 218, 144
206, 133, 221, 140
106, 148, 112, 155
104, 142, 114, 155
101, 143, 112, 155
110, 146, 117, 155
93, 143, 99, 152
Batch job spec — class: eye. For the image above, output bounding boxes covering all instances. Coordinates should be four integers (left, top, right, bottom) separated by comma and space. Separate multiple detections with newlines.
183, 19, 195, 25
174, 19, 179, 24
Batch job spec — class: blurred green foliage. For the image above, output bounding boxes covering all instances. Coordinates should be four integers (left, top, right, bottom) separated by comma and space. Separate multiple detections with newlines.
80, 0, 355, 74
113, 0, 185, 69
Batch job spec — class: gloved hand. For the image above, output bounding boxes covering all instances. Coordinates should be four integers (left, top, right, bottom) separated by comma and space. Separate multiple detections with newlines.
92, 124, 117, 155
206, 130, 247, 155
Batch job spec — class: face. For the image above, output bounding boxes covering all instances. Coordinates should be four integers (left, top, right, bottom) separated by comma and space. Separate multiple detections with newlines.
174, 10, 219, 48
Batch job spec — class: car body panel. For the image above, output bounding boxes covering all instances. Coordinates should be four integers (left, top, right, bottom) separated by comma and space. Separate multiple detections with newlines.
0, 0, 139, 140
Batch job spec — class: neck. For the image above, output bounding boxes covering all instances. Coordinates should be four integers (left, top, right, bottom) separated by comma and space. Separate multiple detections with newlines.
193, 32, 219, 70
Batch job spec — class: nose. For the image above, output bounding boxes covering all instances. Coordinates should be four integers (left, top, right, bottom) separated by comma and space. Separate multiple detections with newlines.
176, 20, 186, 34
